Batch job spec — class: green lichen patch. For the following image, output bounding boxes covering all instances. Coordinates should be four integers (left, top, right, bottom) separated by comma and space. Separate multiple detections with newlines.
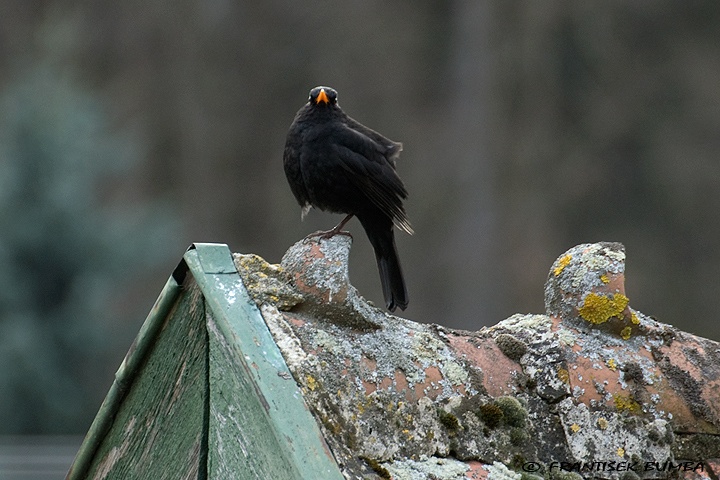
385, 457, 476, 479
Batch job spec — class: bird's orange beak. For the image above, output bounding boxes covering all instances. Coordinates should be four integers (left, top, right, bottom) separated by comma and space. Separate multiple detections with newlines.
316, 89, 330, 105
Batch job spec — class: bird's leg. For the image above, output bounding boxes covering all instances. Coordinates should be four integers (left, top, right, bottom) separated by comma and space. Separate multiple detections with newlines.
310, 214, 354, 240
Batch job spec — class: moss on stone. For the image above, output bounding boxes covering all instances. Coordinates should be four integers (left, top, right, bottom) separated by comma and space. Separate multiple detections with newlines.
495, 333, 528, 362
438, 409, 461, 432
496, 396, 527, 428
478, 403, 504, 429
360, 456, 391, 479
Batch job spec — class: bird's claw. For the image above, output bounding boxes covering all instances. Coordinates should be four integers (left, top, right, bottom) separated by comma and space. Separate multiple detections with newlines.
308, 229, 353, 241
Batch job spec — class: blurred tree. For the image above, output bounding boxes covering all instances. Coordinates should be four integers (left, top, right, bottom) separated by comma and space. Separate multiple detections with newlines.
0, 62, 178, 433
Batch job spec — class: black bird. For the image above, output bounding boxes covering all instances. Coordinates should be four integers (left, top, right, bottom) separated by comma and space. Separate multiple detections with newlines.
284, 86, 412, 312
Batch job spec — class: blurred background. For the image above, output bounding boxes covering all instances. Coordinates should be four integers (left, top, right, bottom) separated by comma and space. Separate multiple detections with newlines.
1, 1, 720, 475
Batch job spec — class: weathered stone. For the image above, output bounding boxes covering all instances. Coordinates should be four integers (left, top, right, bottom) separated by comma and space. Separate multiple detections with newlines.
244, 237, 720, 479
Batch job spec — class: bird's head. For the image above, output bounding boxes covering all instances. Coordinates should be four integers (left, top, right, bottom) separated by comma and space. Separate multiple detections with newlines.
308, 86, 338, 107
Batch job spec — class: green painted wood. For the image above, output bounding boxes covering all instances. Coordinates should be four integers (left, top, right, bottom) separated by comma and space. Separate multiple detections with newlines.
206, 310, 301, 479
67, 275, 186, 480
185, 243, 342, 480
67, 243, 341, 479
81, 280, 208, 479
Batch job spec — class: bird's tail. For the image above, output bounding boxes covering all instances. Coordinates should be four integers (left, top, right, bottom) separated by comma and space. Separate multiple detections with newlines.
359, 215, 408, 312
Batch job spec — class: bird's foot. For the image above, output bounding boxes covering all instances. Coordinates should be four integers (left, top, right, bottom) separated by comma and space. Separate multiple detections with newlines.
308, 228, 353, 241
306, 214, 355, 241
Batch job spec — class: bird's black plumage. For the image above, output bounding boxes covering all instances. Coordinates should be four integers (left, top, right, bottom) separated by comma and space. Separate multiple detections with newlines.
284, 86, 412, 311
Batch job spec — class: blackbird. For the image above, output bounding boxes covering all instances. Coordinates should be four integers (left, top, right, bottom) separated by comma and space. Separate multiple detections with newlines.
284, 86, 412, 312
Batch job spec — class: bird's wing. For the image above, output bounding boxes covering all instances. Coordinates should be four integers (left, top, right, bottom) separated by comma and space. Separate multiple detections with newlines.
343, 117, 403, 164
331, 126, 413, 234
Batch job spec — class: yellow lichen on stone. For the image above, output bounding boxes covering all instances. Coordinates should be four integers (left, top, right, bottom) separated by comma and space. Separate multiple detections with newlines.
306, 375, 318, 391
355, 396, 374, 416
600, 274, 610, 284
613, 393, 642, 414
234, 253, 302, 310
570, 423, 581, 433
553, 254, 572, 276
578, 292, 630, 325
617, 447, 625, 457
607, 358, 617, 371
597, 417, 608, 430
620, 326, 633, 340
630, 311, 640, 325
557, 367, 570, 384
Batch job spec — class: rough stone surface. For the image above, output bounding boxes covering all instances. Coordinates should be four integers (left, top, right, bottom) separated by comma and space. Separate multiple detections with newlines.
234, 238, 720, 480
